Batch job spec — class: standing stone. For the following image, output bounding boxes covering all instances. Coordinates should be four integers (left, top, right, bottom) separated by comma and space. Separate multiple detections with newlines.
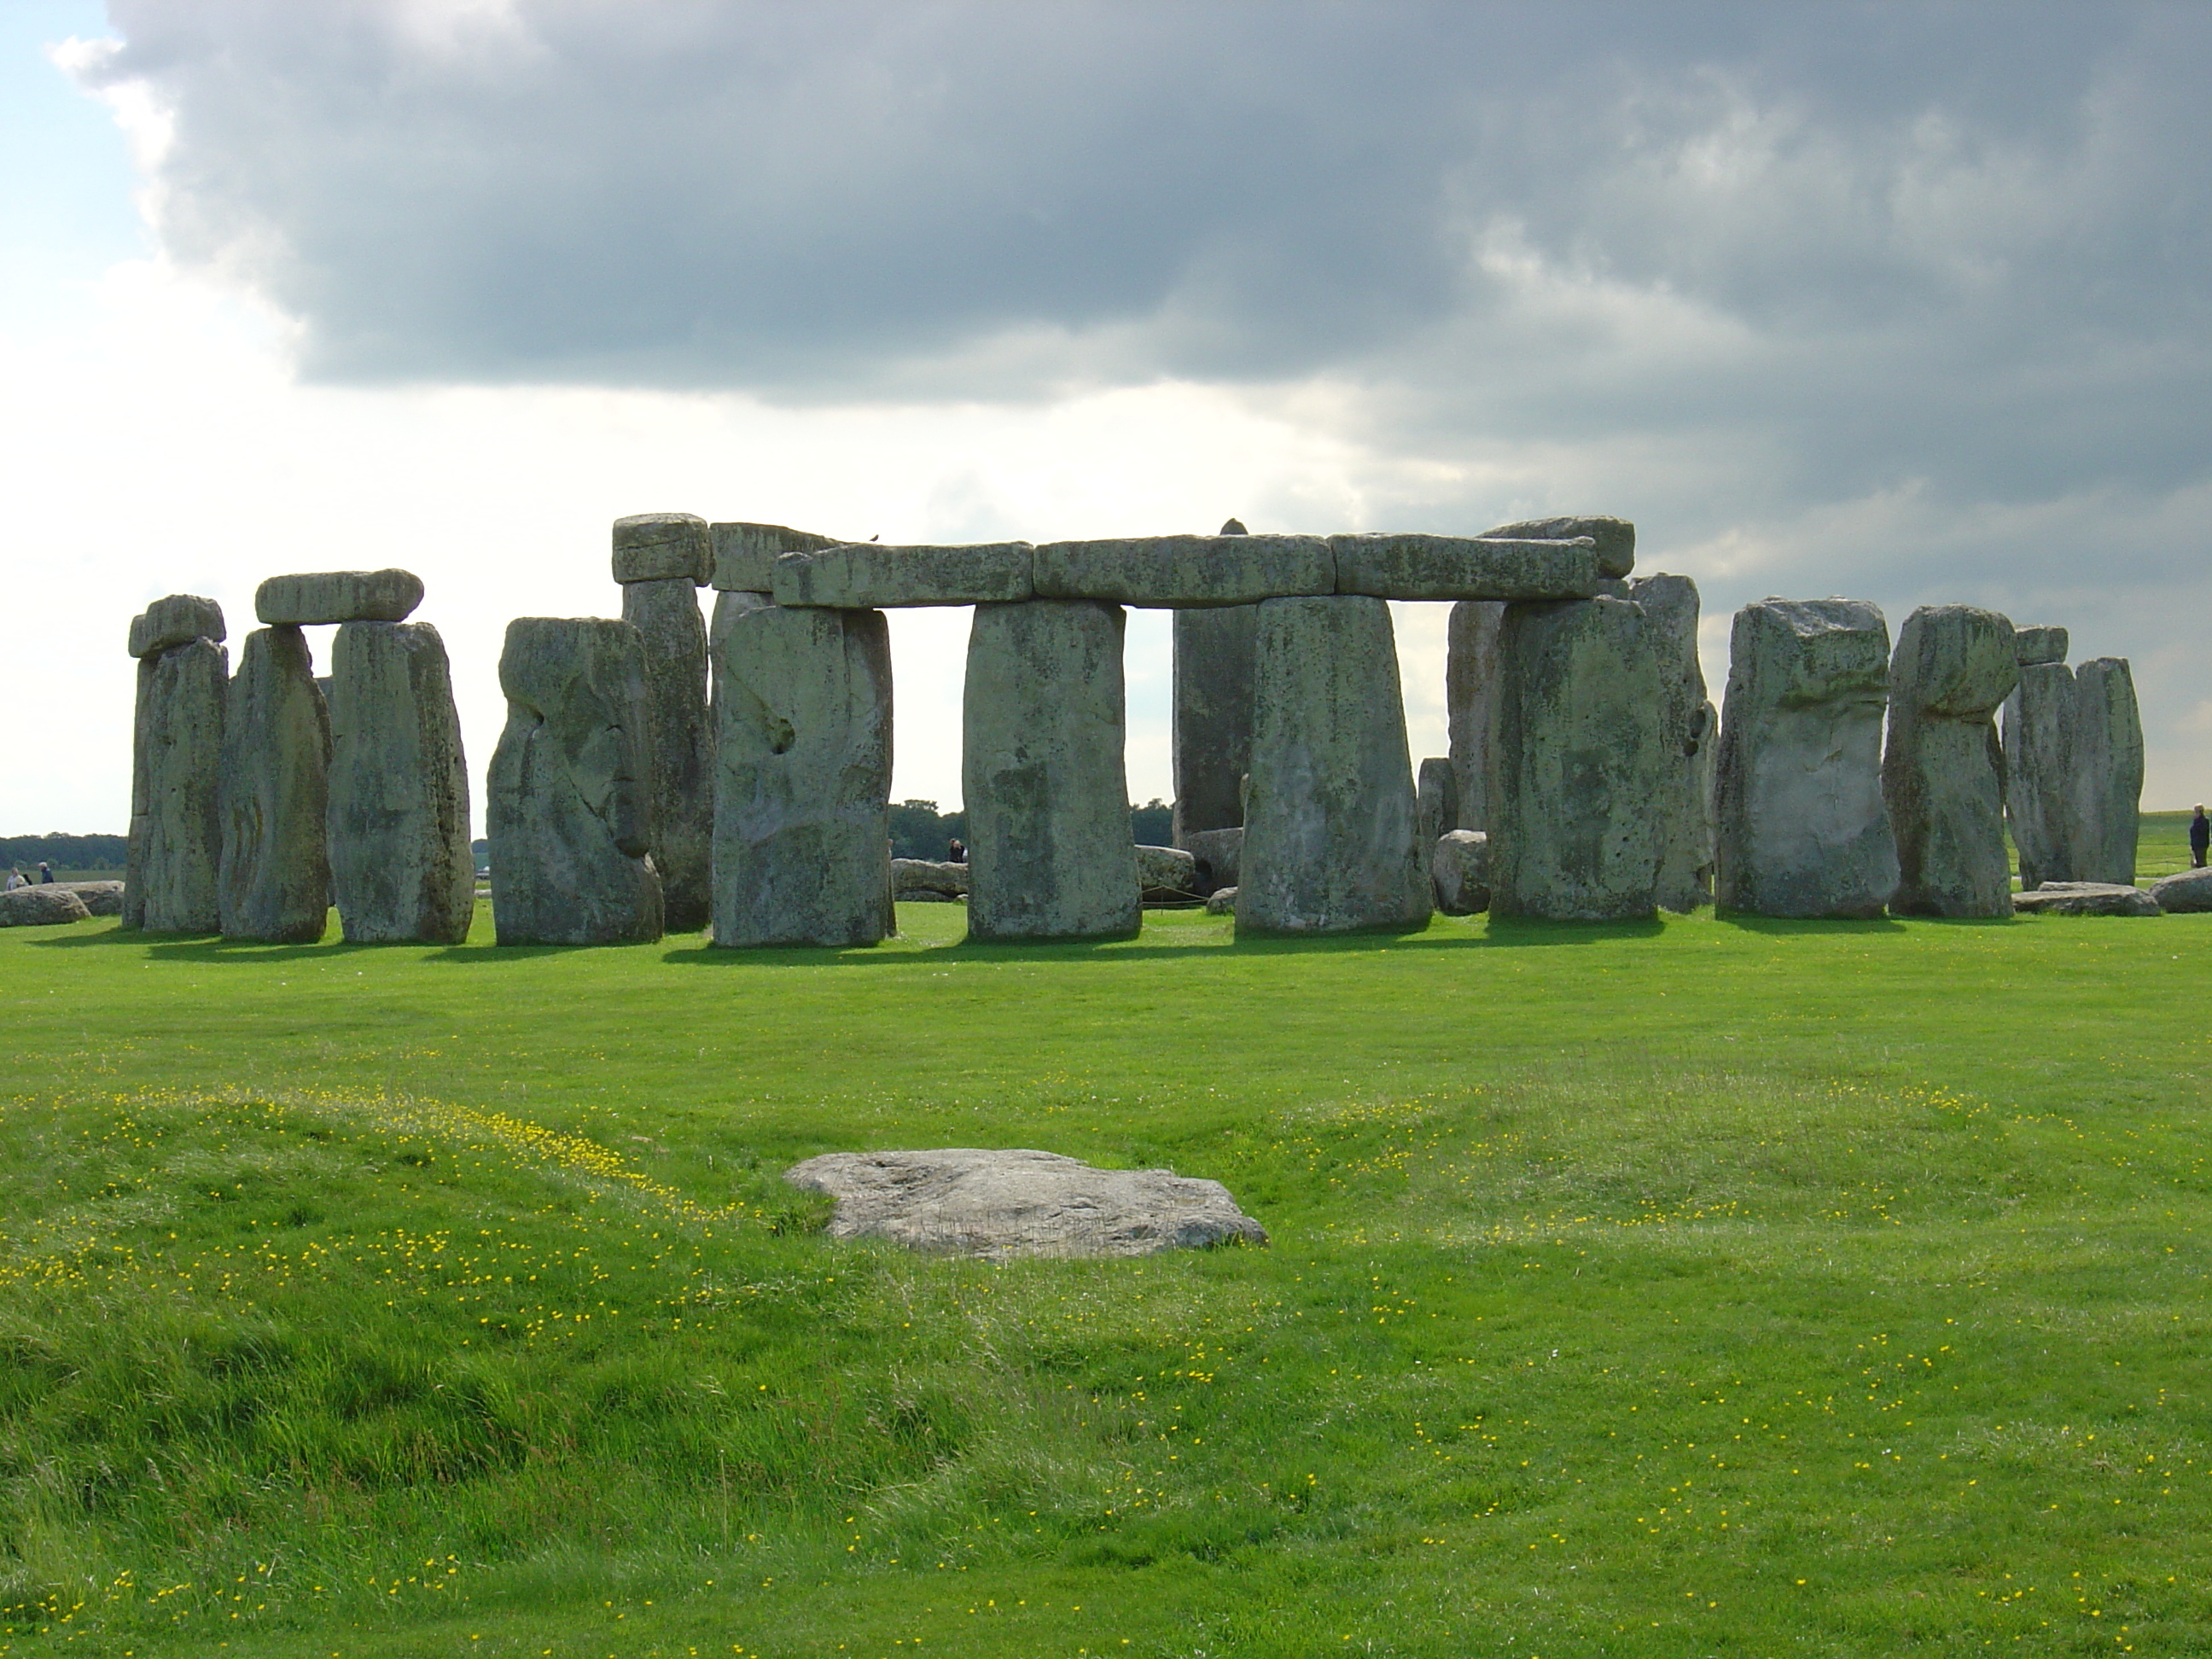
132, 636, 228, 932
2071, 658, 2144, 886
328, 621, 474, 944
124, 655, 154, 930
1431, 830, 1491, 916
1237, 596, 1430, 935
1417, 758, 1459, 848
711, 596, 894, 947
618, 579, 712, 932
963, 600, 1139, 942
2002, 660, 2077, 890
1171, 519, 1261, 845
1629, 574, 1717, 912
1714, 599, 1896, 918
218, 626, 332, 943
1446, 601, 1505, 830
1883, 605, 2018, 918
488, 618, 663, 946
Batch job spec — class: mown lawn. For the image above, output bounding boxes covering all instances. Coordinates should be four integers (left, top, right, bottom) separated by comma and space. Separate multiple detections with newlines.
1, 854, 2209, 1656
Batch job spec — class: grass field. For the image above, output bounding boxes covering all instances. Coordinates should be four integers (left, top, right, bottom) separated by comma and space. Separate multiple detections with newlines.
1, 821, 2209, 1657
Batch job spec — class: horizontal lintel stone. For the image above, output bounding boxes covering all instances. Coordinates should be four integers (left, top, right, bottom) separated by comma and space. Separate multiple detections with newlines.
1481, 515, 1636, 578
1330, 535, 1604, 602
773, 542, 1033, 608
1031, 533, 1334, 606
711, 521, 843, 592
128, 593, 226, 658
612, 513, 710, 585
2013, 625, 2069, 666
256, 568, 424, 626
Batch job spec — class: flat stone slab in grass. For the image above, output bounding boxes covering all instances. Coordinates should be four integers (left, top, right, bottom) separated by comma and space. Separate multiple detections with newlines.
2151, 869, 2212, 913
2013, 882, 2163, 917
55, 881, 123, 917
0, 886, 92, 927
786, 1149, 1269, 1260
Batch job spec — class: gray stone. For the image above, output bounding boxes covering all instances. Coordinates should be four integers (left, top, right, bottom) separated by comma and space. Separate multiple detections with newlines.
1446, 601, 1505, 831
1330, 534, 1604, 601
1481, 515, 1636, 579
893, 859, 969, 899
710, 521, 841, 592
55, 881, 123, 917
218, 626, 332, 943
2002, 661, 2076, 890
1237, 596, 1430, 935
1417, 757, 1459, 847
1714, 598, 1897, 918
785, 1148, 1268, 1260
963, 600, 1139, 942
1431, 829, 1491, 916
2151, 868, 2212, 913
488, 618, 663, 946
623, 579, 713, 933
2070, 658, 2143, 887
1033, 534, 1333, 606
2014, 626, 2069, 667
2013, 882, 2161, 917
611, 513, 710, 585
1487, 597, 1666, 921
711, 596, 894, 947
128, 593, 226, 659
124, 656, 153, 928
1136, 844, 1201, 899
775, 542, 1033, 608
1884, 605, 2018, 918
1629, 574, 1717, 912
329, 621, 474, 944
1171, 603, 1258, 842
1181, 826, 1243, 890
132, 637, 228, 933
0, 887, 91, 928
1204, 886, 1237, 915
255, 569, 424, 627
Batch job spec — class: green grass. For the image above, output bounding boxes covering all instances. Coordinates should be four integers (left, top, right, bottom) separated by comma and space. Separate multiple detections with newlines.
2, 864, 2209, 1656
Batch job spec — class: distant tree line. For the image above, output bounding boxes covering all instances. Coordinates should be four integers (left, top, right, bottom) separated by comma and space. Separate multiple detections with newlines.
1, 834, 127, 876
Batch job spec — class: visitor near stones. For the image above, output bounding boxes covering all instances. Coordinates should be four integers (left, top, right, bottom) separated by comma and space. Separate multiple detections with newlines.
2192, 805, 2209, 869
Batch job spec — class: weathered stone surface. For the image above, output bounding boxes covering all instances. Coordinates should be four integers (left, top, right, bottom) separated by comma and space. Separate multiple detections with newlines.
611, 513, 710, 585
55, 881, 123, 917
2151, 868, 2212, 913
129, 594, 226, 659
124, 656, 153, 928
1884, 605, 2017, 918
1417, 758, 1459, 848
1487, 597, 1666, 921
785, 1149, 1268, 1260
711, 596, 894, 947
2014, 882, 2160, 917
1203, 886, 1237, 915
963, 600, 1138, 941
893, 859, 969, 899
1481, 515, 1636, 579
2003, 661, 2076, 890
256, 569, 423, 626
775, 542, 1033, 608
1033, 534, 1332, 606
132, 637, 228, 932
1182, 826, 1243, 890
0, 887, 90, 927
2014, 626, 2068, 666
1136, 844, 1201, 899
1446, 600, 1505, 831
488, 618, 662, 946
218, 626, 332, 943
1714, 598, 1897, 918
624, 579, 713, 933
2071, 658, 2143, 887
710, 521, 841, 592
329, 621, 474, 944
1330, 535, 1603, 601
1238, 597, 1430, 935
1629, 574, 1717, 912
1171, 603, 1258, 842
1431, 829, 1491, 916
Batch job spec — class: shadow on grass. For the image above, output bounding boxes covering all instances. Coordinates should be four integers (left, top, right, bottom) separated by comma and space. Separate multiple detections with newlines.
1713, 914, 1912, 936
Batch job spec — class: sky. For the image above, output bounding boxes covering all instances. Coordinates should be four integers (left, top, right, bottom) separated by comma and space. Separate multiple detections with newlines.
3, 0, 2209, 837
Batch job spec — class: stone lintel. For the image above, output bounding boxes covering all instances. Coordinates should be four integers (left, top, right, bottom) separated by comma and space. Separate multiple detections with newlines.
773, 542, 1034, 608
1032, 533, 1333, 606
1330, 535, 1604, 602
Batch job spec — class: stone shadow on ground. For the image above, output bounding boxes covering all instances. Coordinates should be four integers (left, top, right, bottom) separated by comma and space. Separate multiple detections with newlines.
1711, 915, 1911, 936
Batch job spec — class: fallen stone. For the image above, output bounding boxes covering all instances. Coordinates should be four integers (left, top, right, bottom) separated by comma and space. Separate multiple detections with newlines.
711, 596, 894, 947
1884, 605, 2018, 917
1446, 600, 1505, 831
0, 887, 91, 927
1136, 844, 1201, 900
2014, 626, 2069, 666
1181, 826, 1243, 890
710, 521, 842, 592
1171, 603, 1258, 843
2151, 869, 2212, 913
1630, 574, 1717, 912
963, 600, 1138, 941
328, 621, 475, 944
625, 579, 713, 933
2071, 659, 2144, 887
1713, 598, 1897, 918
128, 594, 226, 659
893, 859, 969, 898
1431, 829, 1491, 916
255, 569, 424, 627
218, 626, 332, 943
2013, 882, 2161, 917
1417, 757, 1459, 848
1487, 597, 1666, 921
1330, 534, 1604, 602
611, 513, 710, 585
1238, 596, 1430, 935
488, 617, 663, 946
134, 637, 228, 933
785, 1148, 1268, 1260
1203, 885, 1237, 915
55, 881, 123, 917
1033, 533, 1333, 606
1481, 515, 1635, 579
774, 542, 1033, 608
2003, 661, 2076, 890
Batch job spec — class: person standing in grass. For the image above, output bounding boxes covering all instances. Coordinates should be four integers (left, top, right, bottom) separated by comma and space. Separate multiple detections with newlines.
2192, 805, 2209, 869
38, 862, 52, 884
3, 869, 22, 890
